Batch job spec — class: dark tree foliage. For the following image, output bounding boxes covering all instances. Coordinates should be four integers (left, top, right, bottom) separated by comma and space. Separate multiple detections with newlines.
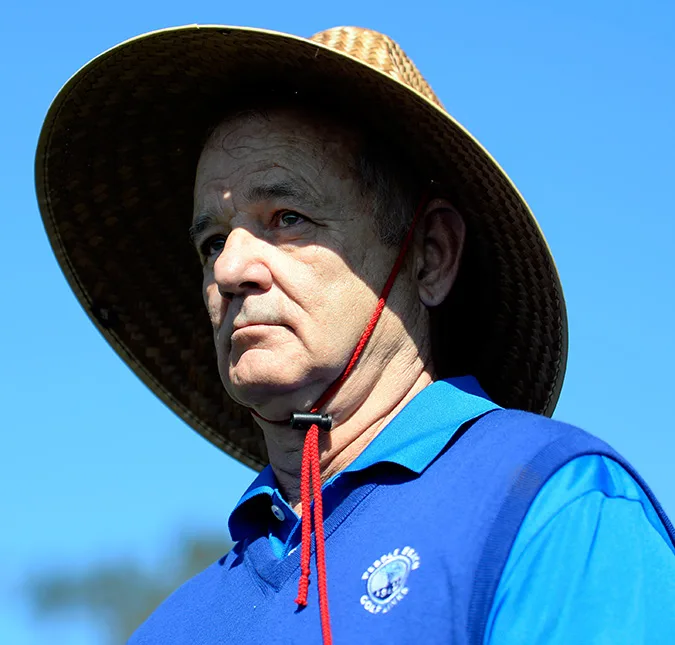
24, 531, 233, 644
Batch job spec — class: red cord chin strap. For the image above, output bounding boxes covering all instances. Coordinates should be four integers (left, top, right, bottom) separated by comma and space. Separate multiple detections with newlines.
252, 192, 429, 645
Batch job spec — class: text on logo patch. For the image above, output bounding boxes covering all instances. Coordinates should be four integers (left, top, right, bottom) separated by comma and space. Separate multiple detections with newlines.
360, 546, 420, 614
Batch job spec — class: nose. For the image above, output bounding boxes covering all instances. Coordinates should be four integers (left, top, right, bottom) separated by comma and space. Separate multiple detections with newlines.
213, 227, 273, 299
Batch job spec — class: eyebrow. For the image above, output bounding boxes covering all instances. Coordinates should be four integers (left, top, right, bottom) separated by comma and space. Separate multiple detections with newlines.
243, 179, 318, 207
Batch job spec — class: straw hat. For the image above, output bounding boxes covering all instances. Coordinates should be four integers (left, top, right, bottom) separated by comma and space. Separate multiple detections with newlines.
35, 25, 567, 471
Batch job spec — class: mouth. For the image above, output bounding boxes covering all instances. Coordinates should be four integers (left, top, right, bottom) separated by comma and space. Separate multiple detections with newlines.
231, 322, 291, 338
233, 321, 273, 332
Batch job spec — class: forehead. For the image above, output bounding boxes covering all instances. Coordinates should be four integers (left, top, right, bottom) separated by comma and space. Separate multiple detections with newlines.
194, 109, 362, 197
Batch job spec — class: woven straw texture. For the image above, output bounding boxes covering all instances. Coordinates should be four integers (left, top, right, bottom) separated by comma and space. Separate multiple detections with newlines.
35, 25, 567, 471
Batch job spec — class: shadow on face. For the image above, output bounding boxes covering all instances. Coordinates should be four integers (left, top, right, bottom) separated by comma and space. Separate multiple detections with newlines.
190, 106, 466, 416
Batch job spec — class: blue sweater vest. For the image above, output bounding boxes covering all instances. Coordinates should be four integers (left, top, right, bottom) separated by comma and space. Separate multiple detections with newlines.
129, 409, 675, 644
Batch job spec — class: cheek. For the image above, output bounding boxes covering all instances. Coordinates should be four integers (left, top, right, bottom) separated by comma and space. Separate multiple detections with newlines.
303, 266, 378, 344
203, 278, 225, 327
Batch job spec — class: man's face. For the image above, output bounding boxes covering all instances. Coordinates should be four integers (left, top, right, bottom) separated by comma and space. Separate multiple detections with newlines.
192, 110, 406, 416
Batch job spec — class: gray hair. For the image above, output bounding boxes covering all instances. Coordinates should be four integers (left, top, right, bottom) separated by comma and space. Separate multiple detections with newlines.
355, 138, 419, 246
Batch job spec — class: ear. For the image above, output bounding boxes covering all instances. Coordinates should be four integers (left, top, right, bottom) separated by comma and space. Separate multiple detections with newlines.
414, 198, 466, 307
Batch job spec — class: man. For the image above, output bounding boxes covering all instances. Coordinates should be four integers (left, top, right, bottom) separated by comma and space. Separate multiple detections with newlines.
36, 25, 675, 644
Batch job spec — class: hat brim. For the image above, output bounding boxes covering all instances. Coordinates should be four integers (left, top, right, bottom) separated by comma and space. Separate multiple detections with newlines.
36, 25, 567, 471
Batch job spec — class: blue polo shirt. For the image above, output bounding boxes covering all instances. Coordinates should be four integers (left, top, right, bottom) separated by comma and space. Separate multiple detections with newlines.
130, 377, 675, 644
228, 377, 675, 643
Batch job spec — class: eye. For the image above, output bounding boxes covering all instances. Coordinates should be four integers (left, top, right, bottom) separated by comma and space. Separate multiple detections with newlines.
199, 234, 227, 260
274, 211, 306, 228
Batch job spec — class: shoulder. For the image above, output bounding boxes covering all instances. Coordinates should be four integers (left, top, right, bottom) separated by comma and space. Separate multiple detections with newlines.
512, 454, 675, 559
461, 408, 644, 495
460, 410, 675, 641
472, 410, 674, 565
484, 454, 675, 644
431, 408, 614, 501
470, 408, 599, 446
474, 410, 673, 541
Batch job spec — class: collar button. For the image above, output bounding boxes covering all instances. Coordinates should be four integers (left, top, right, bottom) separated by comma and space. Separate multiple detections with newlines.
271, 504, 286, 522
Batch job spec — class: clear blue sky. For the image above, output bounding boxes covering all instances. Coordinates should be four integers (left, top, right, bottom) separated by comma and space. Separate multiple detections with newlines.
2, 1, 674, 643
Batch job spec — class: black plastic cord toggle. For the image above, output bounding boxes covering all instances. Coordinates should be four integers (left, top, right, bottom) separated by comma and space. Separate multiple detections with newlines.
290, 413, 333, 432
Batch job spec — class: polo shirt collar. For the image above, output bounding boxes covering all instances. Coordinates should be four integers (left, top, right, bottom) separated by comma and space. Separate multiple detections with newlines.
343, 375, 498, 475
228, 376, 499, 541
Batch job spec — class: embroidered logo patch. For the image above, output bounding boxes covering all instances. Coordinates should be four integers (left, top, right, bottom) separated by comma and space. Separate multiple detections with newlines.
360, 546, 420, 614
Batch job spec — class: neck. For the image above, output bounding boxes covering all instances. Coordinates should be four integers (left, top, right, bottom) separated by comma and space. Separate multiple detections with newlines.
259, 353, 433, 513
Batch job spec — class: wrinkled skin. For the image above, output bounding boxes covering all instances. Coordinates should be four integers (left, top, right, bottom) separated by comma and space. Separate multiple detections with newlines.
192, 109, 464, 502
